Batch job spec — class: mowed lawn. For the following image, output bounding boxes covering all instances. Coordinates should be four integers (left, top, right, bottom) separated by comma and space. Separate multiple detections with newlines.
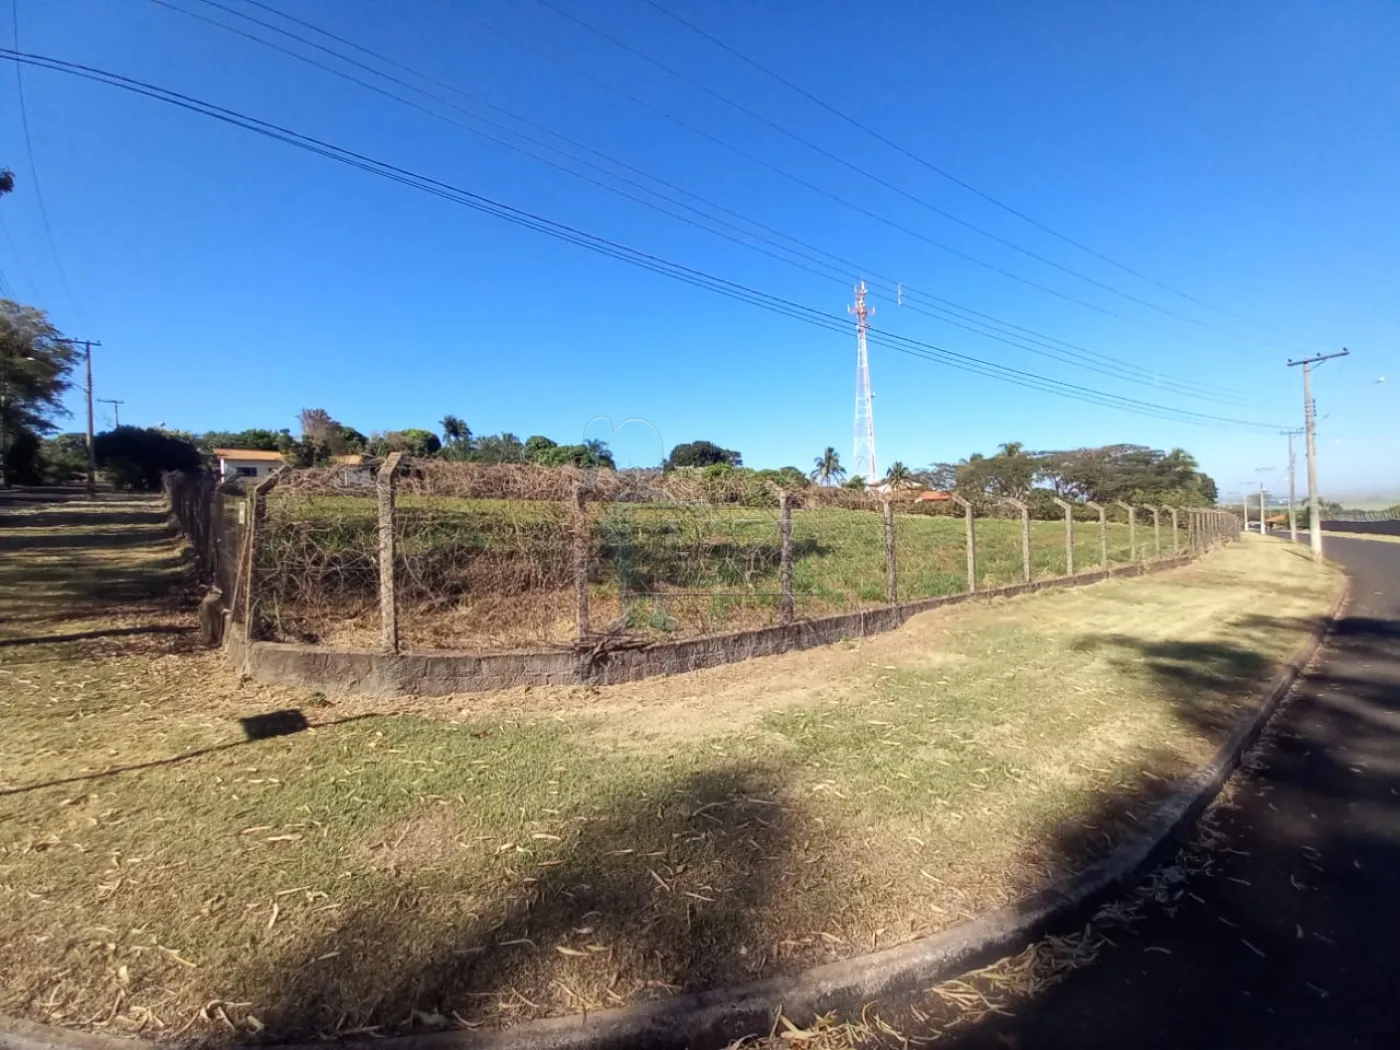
0, 493, 1338, 1043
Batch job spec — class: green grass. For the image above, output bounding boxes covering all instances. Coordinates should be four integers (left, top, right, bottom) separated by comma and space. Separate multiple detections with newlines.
259, 494, 1189, 648
0, 500, 1341, 1042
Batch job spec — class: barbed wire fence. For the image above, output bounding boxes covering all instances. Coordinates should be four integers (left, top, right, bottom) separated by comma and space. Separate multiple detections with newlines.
170, 462, 1240, 655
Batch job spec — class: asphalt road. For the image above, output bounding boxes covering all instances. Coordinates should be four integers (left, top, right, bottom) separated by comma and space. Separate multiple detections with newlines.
950, 535, 1400, 1050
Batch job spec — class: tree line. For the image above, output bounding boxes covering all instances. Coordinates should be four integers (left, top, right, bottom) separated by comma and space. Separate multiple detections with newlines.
0, 296, 1217, 506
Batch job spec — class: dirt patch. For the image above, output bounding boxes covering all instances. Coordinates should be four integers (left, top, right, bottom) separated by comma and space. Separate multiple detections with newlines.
356, 805, 468, 875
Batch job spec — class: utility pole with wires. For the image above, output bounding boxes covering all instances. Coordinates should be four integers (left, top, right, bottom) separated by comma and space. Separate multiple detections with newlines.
1287, 348, 1349, 560
850, 280, 877, 486
57, 338, 102, 497
1281, 427, 1305, 545
98, 398, 123, 428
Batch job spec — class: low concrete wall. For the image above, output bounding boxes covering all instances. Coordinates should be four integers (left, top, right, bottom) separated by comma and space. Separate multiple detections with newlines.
236, 554, 1192, 697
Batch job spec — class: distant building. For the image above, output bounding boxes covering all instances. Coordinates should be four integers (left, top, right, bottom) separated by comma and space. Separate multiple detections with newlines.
915, 490, 953, 503
214, 448, 285, 481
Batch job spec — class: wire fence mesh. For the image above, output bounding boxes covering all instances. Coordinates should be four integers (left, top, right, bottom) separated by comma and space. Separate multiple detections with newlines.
192, 462, 1232, 654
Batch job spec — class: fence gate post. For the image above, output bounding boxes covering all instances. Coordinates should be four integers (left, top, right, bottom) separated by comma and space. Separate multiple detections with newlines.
241, 469, 284, 638
1113, 501, 1137, 561
882, 498, 898, 605
376, 452, 404, 655
950, 494, 977, 592
779, 491, 796, 624
572, 480, 591, 640
1150, 506, 1162, 559
999, 498, 1030, 583
1051, 496, 1075, 576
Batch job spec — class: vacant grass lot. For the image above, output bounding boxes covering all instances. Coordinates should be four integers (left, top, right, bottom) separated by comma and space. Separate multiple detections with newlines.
0, 494, 1336, 1043
261, 494, 1185, 649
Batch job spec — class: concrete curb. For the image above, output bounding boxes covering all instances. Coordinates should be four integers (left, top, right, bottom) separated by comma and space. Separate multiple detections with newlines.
0, 579, 1349, 1050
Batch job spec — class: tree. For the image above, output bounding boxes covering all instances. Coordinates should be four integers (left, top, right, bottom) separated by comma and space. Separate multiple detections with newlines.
40, 432, 88, 483
810, 446, 846, 486
440, 414, 471, 448
753, 466, 809, 492
470, 432, 527, 464
885, 460, 915, 488
371, 428, 442, 457
842, 475, 867, 491
197, 428, 285, 454
94, 426, 200, 490
664, 440, 742, 470
524, 435, 558, 463
1, 299, 79, 485
533, 442, 616, 469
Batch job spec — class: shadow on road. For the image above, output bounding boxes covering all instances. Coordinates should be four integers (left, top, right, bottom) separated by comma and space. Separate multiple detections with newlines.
936, 600, 1400, 1048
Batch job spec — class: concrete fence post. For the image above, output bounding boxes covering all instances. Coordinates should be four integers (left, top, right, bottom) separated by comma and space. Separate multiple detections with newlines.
882, 499, 898, 605
572, 480, 591, 640
376, 452, 404, 655
1051, 496, 1074, 576
1114, 500, 1137, 562
240, 468, 284, 639
779, 491, 795, 624
1150, 506, 1162, 559
1084, 500, 1107, 568
999, 497, 1030, 583
948, 494, 976, 593
1163, 506, 1179, 553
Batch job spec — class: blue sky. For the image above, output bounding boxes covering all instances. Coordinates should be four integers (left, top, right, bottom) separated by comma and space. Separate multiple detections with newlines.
2, 0, 1396, 500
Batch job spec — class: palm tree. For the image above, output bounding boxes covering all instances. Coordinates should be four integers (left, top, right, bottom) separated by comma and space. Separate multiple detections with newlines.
811, 446, 846, 487
885, 460, 914, 489
440, 414, 470, 447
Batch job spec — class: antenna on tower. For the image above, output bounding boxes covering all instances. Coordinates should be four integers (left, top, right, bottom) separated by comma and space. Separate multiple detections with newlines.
850, 280, 877, 485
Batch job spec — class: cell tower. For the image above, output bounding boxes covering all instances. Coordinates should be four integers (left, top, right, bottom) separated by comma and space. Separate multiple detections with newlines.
850, 280, 877, 484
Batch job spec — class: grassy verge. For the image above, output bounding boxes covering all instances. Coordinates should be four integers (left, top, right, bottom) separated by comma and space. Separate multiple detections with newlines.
0, 495, 1338, 1043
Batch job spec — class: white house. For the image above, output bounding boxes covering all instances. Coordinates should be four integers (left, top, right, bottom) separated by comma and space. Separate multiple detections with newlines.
214, 448, 286, 482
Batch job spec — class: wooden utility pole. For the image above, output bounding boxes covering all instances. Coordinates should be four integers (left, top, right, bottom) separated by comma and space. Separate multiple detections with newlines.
1288, 349, 1348, 560
98, 398, 123, 428
56, 339, 103, 497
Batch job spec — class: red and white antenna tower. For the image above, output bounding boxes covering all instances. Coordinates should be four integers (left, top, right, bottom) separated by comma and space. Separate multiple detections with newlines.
850, 280, 877, 484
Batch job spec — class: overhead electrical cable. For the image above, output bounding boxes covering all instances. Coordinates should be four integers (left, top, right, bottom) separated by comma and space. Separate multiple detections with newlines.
165, 0, 1270, 407
638, 0, 1301, 346
0, 47, 1286, 432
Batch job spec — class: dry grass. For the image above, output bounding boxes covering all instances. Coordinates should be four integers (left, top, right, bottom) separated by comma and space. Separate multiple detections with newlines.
0, 493, 1341, 1044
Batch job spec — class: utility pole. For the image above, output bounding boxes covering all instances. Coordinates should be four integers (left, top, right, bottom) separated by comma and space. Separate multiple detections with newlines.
1259, 482, 1267, 535
57, 338, 102, 497
98, 398, 123, 428
1281, 428, 1304, 545
1288, 348, 1349, 560
850, 280, 877, 485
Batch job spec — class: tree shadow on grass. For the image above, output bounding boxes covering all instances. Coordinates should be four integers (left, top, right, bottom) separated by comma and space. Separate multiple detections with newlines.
930, 609, 1400, 1048
229, 762, 800, 1044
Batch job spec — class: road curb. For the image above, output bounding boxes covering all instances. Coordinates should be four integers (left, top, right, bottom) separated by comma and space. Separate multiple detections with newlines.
0, 579, 1350, 1050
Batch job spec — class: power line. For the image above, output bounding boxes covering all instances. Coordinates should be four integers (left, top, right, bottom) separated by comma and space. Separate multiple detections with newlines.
0, 210, 38, 301
9, 0, 81, 320
0, 47, 1288, 433
531, 0, 1274, 350
637, 0, 1300, 346
457, 3, 1278, 364
168, 0, 1269, 409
